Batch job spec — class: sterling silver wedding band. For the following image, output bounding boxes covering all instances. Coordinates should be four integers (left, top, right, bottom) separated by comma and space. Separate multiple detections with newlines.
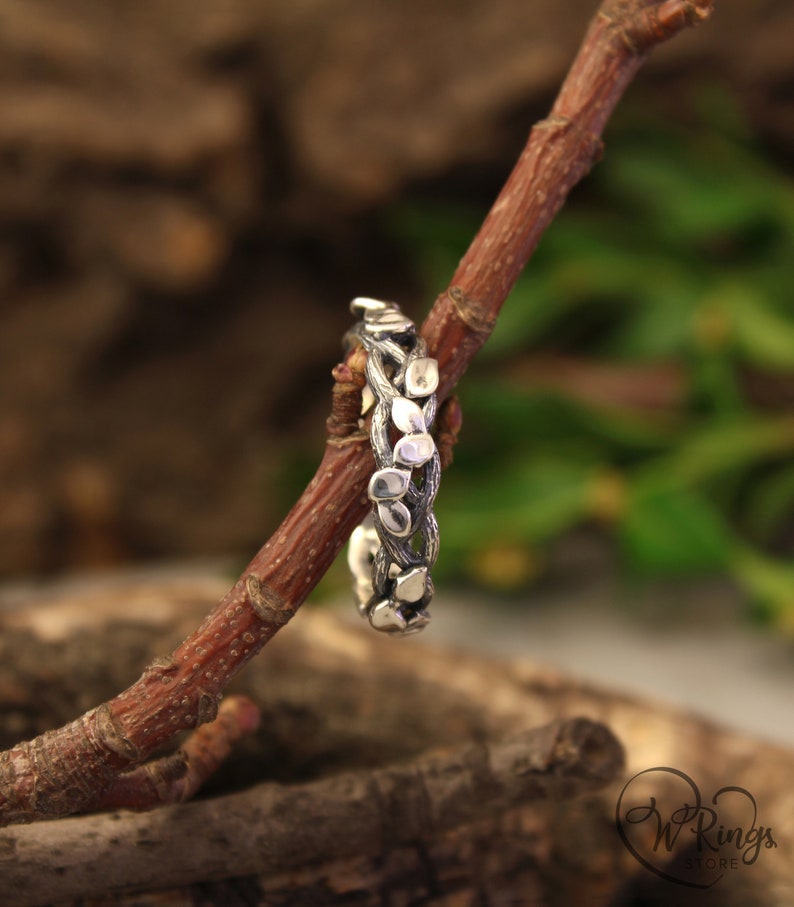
346, 297, 441, 635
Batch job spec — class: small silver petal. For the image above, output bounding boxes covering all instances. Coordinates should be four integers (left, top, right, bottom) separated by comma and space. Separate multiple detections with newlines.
353, 581, 374, 614
368, 601, 430, 635
350, 297, 388, 318
368, 467, 411, 502
391, 397, 426, 434
402, 608, 431, 634
368, 599, 407, 633
360, 385, 376, 415
394, 566, 428, 603
404, 357, 439, 398
347, 520, 379, 586
363, 309, 415, 336
394, 433, 436, 467
377, 500, 412, 537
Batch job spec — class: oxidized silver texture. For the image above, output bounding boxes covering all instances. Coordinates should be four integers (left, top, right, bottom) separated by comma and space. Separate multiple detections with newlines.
346, 297, 440, 635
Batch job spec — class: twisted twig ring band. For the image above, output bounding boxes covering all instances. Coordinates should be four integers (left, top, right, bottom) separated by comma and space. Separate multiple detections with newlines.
346, 297, 441, 635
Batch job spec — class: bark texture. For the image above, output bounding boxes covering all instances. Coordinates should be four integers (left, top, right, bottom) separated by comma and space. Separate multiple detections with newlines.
0, 570, 791, 906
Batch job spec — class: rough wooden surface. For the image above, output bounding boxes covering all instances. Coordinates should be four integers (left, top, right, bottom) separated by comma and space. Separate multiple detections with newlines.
0, 568, 791, 905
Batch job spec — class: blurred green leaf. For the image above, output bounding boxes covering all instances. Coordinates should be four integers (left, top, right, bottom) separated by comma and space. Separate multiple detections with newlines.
602, 124, 794, 249
436, 456, 595, 587
722, 285, 794, 370
606, 287, 699, 359
643, 416, 794, 487
459, 382, 676, 463
688, 348, 746, 415
619, 482, 732, 574
384, 87, 794, 630
733, 547, 794, 631
745, 464, 794, 542
439, 456, 595, 547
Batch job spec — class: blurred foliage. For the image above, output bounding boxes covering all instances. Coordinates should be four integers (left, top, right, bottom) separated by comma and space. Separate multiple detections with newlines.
387, 88, 794, 631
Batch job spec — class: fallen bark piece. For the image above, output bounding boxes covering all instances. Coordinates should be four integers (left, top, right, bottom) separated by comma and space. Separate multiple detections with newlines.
0, 717, 622, 907
0, 570, 792, 906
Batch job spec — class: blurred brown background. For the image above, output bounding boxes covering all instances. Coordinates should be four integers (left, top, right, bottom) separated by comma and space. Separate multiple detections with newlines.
0, 0, 792, 578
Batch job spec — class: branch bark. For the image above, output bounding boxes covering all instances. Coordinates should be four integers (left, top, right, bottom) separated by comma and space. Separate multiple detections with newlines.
2, 581, 789, 907
0, 0, 714, 826
1, 717, 623, 907
81, 695, 261, 813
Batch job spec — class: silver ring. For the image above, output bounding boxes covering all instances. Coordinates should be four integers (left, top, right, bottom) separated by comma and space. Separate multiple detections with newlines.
346, 297, 441, 635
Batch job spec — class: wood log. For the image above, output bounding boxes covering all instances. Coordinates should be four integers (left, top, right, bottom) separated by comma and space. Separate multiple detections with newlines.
0, 568, 791, 905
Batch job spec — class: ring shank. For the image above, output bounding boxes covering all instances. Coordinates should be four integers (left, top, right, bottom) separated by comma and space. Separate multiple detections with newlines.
347, 298, 441, 635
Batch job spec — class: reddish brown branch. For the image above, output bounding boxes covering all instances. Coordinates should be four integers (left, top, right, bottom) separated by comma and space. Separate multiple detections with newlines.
422, 0, 713, 398
0, 0, 713, 826
82, 695, 260, 813
436, 396, 464, 470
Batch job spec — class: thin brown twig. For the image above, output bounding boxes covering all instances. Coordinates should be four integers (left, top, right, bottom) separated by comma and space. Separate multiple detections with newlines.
81, 695, 261, 812
0, 0, 713, 826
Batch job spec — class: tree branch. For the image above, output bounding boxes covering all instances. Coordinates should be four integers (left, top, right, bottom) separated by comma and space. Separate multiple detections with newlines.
422, 0, 712, 396
0, 0, 713, 826
80, 695, 261, 813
